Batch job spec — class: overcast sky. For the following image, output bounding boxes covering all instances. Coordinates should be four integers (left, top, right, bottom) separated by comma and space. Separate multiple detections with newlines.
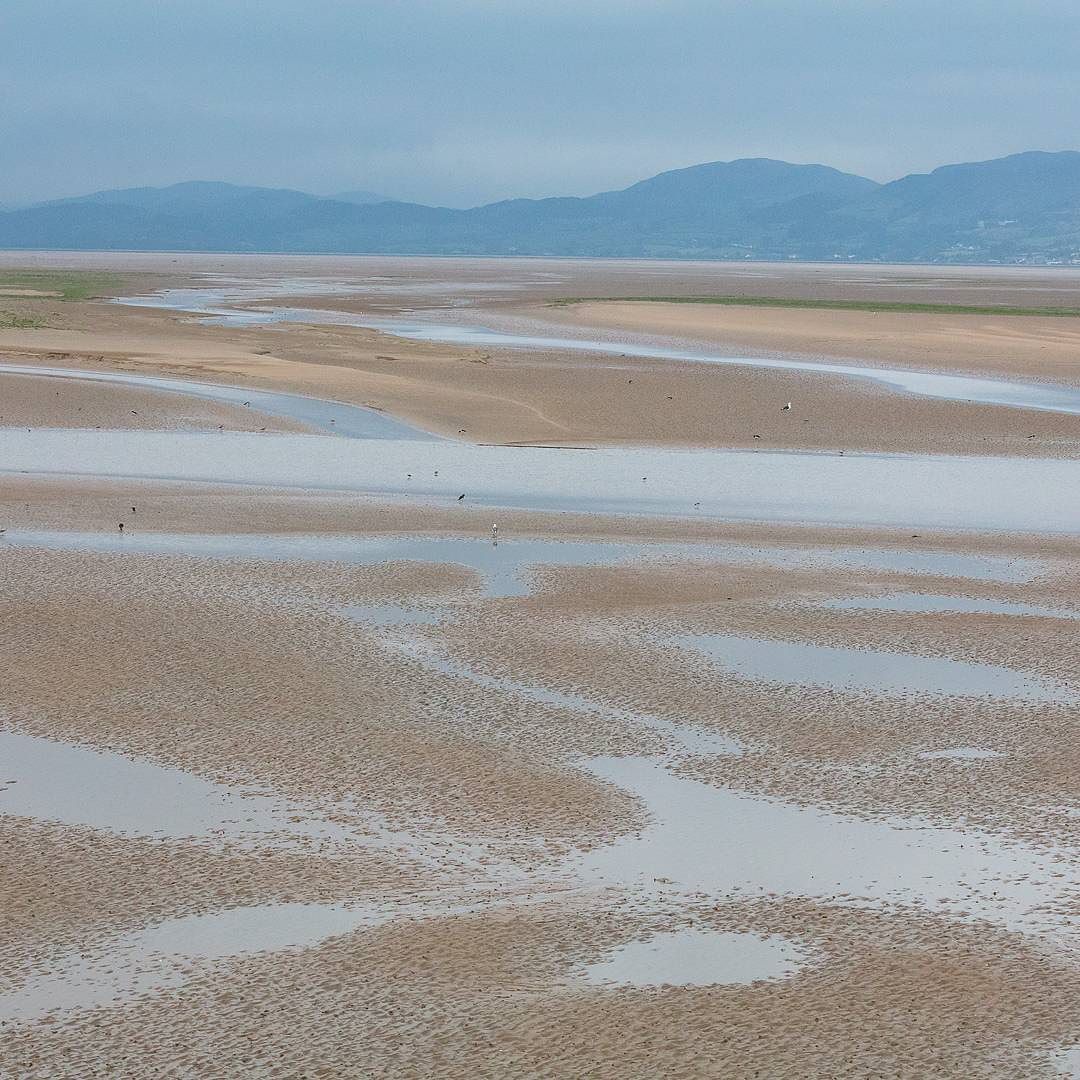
3, 0, 1078, 207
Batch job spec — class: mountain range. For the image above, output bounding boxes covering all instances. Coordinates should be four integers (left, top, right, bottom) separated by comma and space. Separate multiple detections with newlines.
2, 152, 1079, 263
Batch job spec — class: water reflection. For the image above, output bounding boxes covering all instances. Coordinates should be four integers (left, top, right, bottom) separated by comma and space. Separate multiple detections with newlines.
683, 633, 1074, 702
579, 928, 810, 988
3, 428, 1076, 532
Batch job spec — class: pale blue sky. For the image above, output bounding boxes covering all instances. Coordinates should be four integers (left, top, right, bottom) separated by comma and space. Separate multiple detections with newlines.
3, 0, 1078, 206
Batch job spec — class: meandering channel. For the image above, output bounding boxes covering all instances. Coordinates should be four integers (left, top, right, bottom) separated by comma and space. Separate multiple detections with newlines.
119, 280, 1080, 418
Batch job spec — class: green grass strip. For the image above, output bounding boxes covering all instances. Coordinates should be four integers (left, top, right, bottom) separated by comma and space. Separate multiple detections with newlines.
0, 269, 125, 302
552, 295, 1080, 317
0, 311, 45, 329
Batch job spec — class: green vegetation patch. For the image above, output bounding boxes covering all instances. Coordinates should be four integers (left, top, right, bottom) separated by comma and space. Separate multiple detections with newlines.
553, 295, 1080, 318
0, 311, 45, 329
0, 269, 125, 302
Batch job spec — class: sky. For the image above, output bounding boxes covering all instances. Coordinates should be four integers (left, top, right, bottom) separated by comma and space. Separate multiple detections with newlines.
3, 0, 1079, 208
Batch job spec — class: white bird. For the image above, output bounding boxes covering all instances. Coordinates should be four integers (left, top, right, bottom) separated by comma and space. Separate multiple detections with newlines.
781, 401, 792, 411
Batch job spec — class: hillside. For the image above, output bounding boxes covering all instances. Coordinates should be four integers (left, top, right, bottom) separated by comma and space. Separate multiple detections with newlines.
1, 152, 1078, 262
827, 151, 1080, 262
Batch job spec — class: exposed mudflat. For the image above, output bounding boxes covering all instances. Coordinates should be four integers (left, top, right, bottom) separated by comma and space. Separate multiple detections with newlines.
1, 253, 1078, 456
1, 255, 1078, 1078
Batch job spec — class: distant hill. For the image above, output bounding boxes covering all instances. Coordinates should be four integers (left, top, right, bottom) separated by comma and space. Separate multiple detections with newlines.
2, 152, 1079, 263
330, 189, 392, 205
451, 159, 880, 258
44, 180, 319, 213
826, 151, 1080, 262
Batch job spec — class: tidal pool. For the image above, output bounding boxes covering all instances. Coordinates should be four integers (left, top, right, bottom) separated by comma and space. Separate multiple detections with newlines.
0, 902, 384, 1023
798, 549, 1043, 584
578, 756, 1080, 942
917, 747, 1005, 761
819, 592, 1078, 619
0, 731, 367, 849
1052, 1046, 1080, 1078
682, 633, 1074, 703
0, 889, 521, 1025
579, 928, 809, 988
0, 730, 509, 876
338, 602, 445, 627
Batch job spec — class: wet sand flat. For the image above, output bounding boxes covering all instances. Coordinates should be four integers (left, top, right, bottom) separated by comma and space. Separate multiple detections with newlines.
2, 255, 1080, 1077
545, 298, 1080, 384
1, 506, 1079, 1076
0, 370, 309, 433
0, 254, 1078, 455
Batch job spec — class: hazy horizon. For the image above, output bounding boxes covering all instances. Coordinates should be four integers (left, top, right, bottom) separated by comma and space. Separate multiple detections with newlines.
8, 149, 1080, 213
4, 1, 1079, 208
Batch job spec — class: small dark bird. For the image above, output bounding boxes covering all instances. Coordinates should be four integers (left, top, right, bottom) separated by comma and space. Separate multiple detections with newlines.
118, 523, 124, 532
131, 507, 136, 513
458, 493, 465, 501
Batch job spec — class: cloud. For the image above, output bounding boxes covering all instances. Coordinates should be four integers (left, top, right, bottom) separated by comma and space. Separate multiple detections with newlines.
2, 0, 1078, 204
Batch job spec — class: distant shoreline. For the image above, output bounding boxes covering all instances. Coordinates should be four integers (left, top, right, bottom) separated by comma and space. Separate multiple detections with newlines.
3, 247, 1080, 274
555, 295, 1080, 317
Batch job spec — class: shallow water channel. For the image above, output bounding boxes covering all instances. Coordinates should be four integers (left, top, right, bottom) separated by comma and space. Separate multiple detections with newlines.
3, 427, 1078, 532
0, 362, 434, 441
118, 281, 1080, 417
